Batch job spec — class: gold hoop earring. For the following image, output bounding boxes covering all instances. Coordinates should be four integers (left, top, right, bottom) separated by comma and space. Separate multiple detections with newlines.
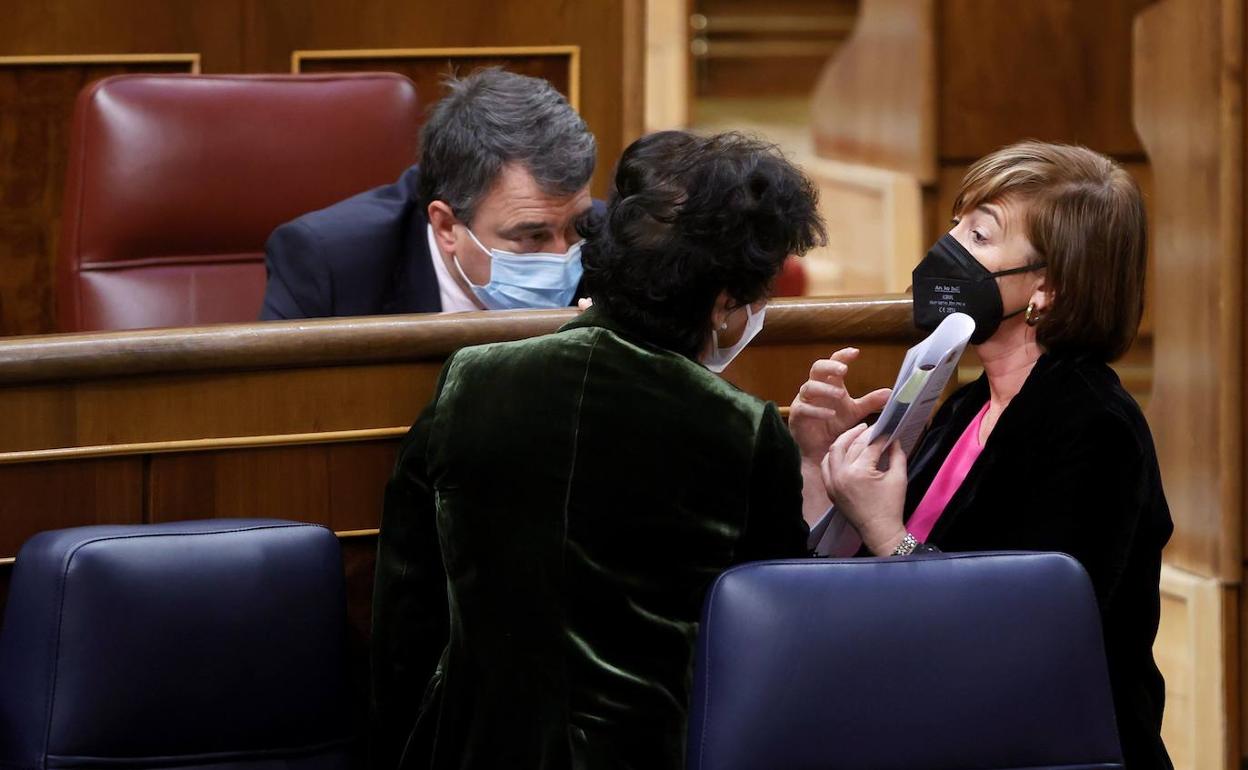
1025, 302, 1040, 326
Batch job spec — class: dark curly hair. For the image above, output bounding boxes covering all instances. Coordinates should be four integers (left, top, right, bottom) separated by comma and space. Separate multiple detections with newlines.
580, 131, 826, 359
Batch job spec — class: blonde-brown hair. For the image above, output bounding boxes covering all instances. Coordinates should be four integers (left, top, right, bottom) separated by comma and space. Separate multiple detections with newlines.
953, 141, 1147, 362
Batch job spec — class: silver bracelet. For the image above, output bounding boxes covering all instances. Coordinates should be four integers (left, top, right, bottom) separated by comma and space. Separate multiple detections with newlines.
891, 531, 919, 556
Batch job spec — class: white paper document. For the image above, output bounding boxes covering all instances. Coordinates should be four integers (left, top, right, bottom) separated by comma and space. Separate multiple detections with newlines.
808, 312, 976, 556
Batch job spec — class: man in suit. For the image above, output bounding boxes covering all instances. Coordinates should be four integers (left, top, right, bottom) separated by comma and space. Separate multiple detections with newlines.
259, 67, 597, 319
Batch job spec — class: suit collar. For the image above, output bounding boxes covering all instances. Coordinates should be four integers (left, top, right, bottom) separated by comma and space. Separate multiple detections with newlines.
382, 165, 442, 314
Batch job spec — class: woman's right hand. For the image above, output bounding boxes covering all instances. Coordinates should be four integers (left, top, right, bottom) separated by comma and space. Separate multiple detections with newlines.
788, 347, 891, 463
821, 423, 909, 556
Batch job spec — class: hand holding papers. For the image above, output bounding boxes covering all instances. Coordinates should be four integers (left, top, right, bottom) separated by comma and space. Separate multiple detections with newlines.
808, 312, 976, 556
865, 312, 976, 469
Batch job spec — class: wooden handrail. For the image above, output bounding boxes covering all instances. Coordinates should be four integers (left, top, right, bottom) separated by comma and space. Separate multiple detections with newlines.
0, 295, 916, 385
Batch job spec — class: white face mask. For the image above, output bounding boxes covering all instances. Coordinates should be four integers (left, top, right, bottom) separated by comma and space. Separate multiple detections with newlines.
703, 303, 767, 373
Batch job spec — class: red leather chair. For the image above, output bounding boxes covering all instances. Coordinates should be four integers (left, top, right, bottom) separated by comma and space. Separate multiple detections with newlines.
57, 73, 420, 332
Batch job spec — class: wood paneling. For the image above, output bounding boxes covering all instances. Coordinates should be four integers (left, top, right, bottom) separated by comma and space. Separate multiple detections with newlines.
0, 365, 432, 454
0, 0, 645, 337
0, 2, 243, 65
0, 57, 197, 337
1134, 0, 1243, 583
799, 157, 924, 295
645, 0, 691, 131
326, 441, 402, 530
0, 457, 143, 556
239, 0, 643, 196
340, 534, 379, 706
148, 440, 398, 532
1156, 566, 1234, 770
150, 446, 334, 525
810, 0, 936, 182
295, 47, 578, 111
938, 0, 1153, 162
692, 0, 859, 98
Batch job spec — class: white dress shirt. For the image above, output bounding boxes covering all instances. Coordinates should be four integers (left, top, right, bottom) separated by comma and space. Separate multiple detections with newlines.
427, 224, 481, 313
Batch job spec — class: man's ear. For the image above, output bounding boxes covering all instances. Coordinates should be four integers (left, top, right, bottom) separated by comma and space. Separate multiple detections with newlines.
427, 201, 459, 255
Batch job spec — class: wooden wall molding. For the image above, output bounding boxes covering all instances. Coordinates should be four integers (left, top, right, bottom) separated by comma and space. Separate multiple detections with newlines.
0, 53, 201, 72
336, 529, 380, 539
291, 45, 581, 111
0, 426, 410, 465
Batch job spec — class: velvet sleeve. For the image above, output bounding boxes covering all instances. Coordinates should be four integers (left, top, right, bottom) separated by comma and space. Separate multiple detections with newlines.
369, 358, 455, 770
736, 401, 811, 562
260, 219, 331, 320
1023, 410, 1149, 609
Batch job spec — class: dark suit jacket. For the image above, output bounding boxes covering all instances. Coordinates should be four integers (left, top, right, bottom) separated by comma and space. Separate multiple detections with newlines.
907, 353, 1174, 770
370, 306, 809, 770
261, 165, 440, 320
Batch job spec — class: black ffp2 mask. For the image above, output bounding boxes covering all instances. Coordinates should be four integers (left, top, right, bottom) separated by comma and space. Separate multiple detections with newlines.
912, 233, 1044, 344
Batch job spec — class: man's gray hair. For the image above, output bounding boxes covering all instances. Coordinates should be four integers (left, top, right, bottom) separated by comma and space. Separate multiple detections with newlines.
418, 67, 597, 222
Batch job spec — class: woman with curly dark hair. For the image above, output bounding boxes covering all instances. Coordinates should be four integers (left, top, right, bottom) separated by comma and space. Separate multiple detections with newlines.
371, 130, 853, 770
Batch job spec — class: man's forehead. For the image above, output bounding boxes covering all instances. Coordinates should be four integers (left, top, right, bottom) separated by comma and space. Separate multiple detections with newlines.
477, 164, 591, 226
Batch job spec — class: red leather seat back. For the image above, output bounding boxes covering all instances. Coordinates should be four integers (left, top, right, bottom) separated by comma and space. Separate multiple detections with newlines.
58, 73, 420, 331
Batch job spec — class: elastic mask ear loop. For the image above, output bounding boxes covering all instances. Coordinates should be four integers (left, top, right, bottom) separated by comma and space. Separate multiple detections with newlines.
988, 262, 1047, 279
452, 254, 486, 290
994, 261, 1046, 318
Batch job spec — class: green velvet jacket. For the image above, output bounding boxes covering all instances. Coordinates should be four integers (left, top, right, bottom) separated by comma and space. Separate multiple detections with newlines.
370, 307, 809, 770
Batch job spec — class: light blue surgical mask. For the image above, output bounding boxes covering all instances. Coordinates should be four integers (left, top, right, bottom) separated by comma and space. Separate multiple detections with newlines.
453, 227, 584, 310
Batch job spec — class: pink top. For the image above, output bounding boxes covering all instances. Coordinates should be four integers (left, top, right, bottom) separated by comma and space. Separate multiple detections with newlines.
907, 402, 991, 542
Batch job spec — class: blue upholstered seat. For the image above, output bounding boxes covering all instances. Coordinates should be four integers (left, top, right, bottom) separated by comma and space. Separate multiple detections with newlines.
687, 552, 1123, 770
0, 519, 353, 770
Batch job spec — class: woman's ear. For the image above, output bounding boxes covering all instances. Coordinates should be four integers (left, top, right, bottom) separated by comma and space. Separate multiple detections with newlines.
1029, 274, 1052, 314
710, 290, 733, 331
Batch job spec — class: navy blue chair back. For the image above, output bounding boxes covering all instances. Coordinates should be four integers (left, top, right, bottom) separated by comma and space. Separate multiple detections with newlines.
687, 552, 1123, 770
0, 519, 352, 770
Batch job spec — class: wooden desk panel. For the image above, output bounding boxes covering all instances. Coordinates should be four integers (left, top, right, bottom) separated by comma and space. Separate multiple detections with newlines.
0, 457, 144, 557
0, 297, 918, 633
147, 439, 400, 532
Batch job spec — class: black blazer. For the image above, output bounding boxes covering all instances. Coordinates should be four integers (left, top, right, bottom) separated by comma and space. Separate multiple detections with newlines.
907, 353, 1174, 770
260, 165, 439, 320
